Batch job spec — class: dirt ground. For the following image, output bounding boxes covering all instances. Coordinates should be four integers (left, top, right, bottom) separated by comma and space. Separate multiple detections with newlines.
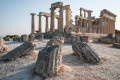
0, 39, 120, 80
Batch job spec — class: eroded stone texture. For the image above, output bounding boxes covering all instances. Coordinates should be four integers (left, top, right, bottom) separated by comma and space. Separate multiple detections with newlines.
46, 36, 64, 47
21, 35, 28, 42
34, 45, 62, 77
113, 43, 120, 49
0, 38, 3, 44
64, 35, 88, 44
0, 44, 9, 53
29, 34, 35, 41
99, 34, 115, 44
72, 41, 100, 64
0, 42, 35, 61
13, 37, 21, 42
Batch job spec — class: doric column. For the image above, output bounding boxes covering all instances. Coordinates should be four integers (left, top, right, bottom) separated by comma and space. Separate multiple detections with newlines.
100, 17, 103, 34
103, 17, 106, 34
38, 14, 42, 33
80, 8, 82, 16
75, 16, 78, 26
30, 13, 36, 34
113, 20, 115, 34
106, 18, 108, 34
109, 19, 112, 34
88, 11, 92, 33
107, 19, 110, 34
58, 6, 64, 32
80, 19, 82, 28
45, 16, 49, 32
50, 8, 55, 32
84, 10, 86, 17
56, 18, 59, 30
65, 5, 70, 32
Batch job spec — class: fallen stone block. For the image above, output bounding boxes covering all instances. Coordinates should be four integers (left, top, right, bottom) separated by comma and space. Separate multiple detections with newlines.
0, 44, 9, 53
34, 45, 62, 77
72, 41, 100, 64
113, 43, 120, 49
0, 42, 35, 61
46, 36, 64, 47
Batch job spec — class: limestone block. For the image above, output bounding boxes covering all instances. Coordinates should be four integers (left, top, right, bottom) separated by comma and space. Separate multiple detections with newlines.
34, 45, 62, 77
13, 37, 21, 42
0, 44, 9, 53
0, 38, 3, 44
21, 35, 28, 42
113, 43, 120, 49
29, 34, 35, 41
46, 36, 64, 47
72, 41, 100, 64
0, 42, 35, 61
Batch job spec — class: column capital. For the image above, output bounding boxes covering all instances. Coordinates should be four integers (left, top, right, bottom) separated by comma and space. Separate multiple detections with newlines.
30, 13, 36, 15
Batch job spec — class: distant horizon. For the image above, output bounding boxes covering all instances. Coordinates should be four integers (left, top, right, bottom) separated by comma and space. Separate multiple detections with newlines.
0, 0, 120, 36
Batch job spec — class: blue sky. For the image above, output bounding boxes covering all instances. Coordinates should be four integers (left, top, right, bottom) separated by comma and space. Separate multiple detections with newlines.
0, 0, 120, 36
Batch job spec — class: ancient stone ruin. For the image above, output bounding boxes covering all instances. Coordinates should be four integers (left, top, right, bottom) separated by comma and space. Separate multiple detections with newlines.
46, 36, 64, 47
113, 34, 120, 48
21, 34, 29, 42
0, 42, 35, 61
29, 2, 117, 43
34, 45, 62, 77
0, 38, 9, 53
72, 41, 100, 64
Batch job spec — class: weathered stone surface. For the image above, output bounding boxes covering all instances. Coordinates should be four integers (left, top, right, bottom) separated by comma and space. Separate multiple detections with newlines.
29, 34, 35, 41
0, 38, 3, 44
0, 42, 35, 61
99, 37, 114, 44
115, 34, 120, 43
65, 35, 88, 44
13, 37, 21, 42
34, 45, 62, 77
0, 44, 9, 53
46, 36, 64, 47
113, 43, 120, 49
72, 41, 100, 64
4, 37, 10, 41
21, 35, 28, 42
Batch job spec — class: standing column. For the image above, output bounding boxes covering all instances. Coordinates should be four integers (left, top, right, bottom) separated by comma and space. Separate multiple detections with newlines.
104, 17, 106, 34
100, 17, 103, 34
56, 18, 59, 30
65, 5, 70, 32
30, 13, 36, 34
78, 18, 82, 32
84, 10, 86, 17
113, 20, 115, 34
45, 16, 49, 32
58, 6, 64, 32
107, 19, 110, 34
75, 16, 78, 26
106, 18, 108, 34
38, 14, 42, 33
50, 8, 55, 32
88, 11, 92, 33
80, 8, 82, 16
109, 19, 112, 34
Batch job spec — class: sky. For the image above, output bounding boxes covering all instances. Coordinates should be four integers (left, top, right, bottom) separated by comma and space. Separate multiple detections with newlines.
0, 0, 120, 37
